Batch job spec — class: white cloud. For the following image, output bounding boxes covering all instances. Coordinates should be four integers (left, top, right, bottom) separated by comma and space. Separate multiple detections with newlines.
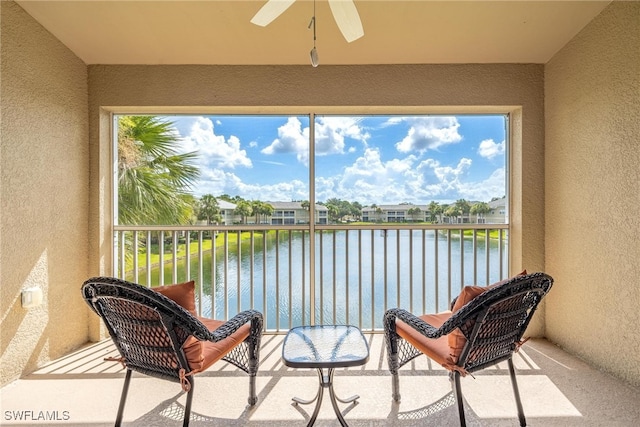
478, 139, 505, 159
316, 152, 502, 205
316, 148, 423, 203
394, 117, 462, 153
315, 117, 370, 155
261, 117, 310, 165
261, 117, 370, 166
420, 158, 472, 183
193, 168, 307, 200
168, 115, 503, 205
457, 167, 506, 202
189, 146, 502, 205
178, 117, 252, 169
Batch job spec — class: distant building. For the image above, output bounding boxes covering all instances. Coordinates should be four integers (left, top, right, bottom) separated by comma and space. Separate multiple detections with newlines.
483, 197, 507, 224
208, 198, 504, 226
361, 204, 430, 222
218, 199, 237, 225
268, 201, 328, 225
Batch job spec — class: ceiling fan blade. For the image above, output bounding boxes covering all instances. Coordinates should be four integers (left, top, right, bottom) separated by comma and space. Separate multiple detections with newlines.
328, 0, 364, 42
251, 0, 297, 27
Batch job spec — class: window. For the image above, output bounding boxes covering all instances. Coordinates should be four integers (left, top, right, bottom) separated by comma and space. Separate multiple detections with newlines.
114, 113, 507, 227
112, 112, 510, 328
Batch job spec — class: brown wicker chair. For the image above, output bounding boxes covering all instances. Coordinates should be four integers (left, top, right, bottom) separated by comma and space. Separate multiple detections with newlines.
384, 272, 553, 426
81, 276, 263, 427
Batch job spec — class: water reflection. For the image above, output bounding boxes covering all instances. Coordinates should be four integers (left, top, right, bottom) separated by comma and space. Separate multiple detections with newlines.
129, 229, 507, 331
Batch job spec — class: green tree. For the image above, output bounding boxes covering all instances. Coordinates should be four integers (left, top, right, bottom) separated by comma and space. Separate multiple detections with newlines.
234, 200, 252, 224
117, 115, 199, 225
251, 200, 274, 224
351, 201, 363, 221
455, 199, 471, 223
470, 202, 491, 222
260, 202, 274, 223
197, 194, 221, 225
375, 205, 384, 222
407, 206, 422, 222
325, 198, 351, 222
445, 205, 462, 223
428, 201, 442, 223
326, 204, 340, 223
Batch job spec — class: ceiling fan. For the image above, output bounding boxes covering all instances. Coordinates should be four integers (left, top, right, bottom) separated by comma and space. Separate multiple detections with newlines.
251, 0, 364, 43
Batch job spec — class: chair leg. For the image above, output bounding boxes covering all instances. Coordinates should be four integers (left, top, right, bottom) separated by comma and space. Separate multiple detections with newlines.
248, 373, 257, 406
115, 369, 132, 427
450, 371, 466, 427
247, 340, 259, 406
248, 339, 258, 405
383, 313, 401, 402
508, 357, 526, 427
183, 379, 194, 427
247, 315, 262, 406
389, 351, 401, 403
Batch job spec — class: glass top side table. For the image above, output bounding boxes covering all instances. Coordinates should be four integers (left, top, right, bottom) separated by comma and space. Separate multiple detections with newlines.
282, 325, 370, 426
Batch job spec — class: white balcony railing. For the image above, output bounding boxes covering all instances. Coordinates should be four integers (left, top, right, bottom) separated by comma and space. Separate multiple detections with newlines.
114, 224, 509, 332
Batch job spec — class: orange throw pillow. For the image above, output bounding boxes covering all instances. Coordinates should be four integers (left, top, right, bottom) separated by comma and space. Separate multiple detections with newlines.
447, 270, 527, 363
152, 280, 197, 316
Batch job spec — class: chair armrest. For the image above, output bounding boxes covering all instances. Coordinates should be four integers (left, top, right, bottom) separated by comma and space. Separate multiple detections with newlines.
208, 309, 263, 342
384, 308, 449, 339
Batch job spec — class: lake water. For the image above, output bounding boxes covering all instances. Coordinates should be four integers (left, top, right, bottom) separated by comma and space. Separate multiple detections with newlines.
134, 229, 507, 331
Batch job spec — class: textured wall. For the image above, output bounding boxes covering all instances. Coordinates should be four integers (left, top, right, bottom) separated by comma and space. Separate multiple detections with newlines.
545, 1, 640, 387
0, 2, 89, 385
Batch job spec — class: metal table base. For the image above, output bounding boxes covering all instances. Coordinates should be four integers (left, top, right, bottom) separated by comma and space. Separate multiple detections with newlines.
292, 367, 359, 427
282, 325, 370, 427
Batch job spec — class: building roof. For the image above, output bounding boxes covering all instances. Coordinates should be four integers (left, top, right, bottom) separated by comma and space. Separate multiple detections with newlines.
266, 201, 328, 211
488, 198, 506, 209
218, 200, 236, 210
362, 204, 430, 212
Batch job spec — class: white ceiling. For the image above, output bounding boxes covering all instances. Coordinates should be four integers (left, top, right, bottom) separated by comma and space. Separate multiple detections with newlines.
16, 0, 611, 65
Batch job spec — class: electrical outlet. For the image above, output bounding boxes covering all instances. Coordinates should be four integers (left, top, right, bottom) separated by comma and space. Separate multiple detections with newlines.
21, 287, 43, 308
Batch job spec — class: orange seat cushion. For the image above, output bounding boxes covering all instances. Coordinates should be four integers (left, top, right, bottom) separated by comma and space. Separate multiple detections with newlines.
182, 317, 251, 372
152, 280, 197, 316
395, 312, 452, 368
149, 280, 251, 373
447, 270, 527, 362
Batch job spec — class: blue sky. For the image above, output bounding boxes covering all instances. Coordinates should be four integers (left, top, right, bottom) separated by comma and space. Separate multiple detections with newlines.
165, 114, 506, 206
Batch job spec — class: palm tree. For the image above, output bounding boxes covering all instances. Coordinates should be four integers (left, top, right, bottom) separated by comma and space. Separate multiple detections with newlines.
470, 202, 491, 223
375, 206, 384, 222
197, 194, 221, 225
251, 200, 274, 224
118, 115, 199, 225
350, 201, 363, 221
428, 201, 442, 223
455, 199, 471, 223
260, 202, 274, 224
234, 200, 252, 224
326, 204, 339, 223
445, 205, 462, 224
407, 206, 422, 222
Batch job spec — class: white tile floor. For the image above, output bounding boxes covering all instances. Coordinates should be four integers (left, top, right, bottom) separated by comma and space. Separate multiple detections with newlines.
2, 336, 639, 426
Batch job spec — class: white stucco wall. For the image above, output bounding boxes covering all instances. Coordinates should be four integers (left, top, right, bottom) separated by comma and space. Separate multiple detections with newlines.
0, 2, 89, 385
545, 1, 640, 387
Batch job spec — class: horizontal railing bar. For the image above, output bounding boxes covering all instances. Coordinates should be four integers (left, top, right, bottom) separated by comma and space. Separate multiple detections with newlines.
114, 223, 508, 232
